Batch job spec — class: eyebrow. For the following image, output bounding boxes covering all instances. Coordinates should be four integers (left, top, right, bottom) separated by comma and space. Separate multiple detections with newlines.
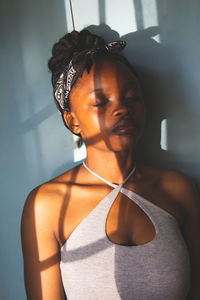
89, 88, 109, 95
89, 81, 137, 94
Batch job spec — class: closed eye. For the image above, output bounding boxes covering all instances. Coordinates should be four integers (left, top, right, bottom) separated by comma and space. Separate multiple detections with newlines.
93, 96, 108, 107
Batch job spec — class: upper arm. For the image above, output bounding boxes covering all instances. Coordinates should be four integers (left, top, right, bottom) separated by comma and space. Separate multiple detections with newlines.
180, 179, 200, 299
163, 171, 200, 299
21, 186, 65, 300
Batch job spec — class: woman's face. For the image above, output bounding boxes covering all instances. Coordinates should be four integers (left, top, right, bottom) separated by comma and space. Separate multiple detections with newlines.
65, 58, 146, 152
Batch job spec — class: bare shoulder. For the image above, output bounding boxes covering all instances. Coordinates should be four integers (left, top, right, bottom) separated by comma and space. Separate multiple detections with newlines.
21, 164, 82, 228
20, 168, 83, 300
146, 169, 200, 298
144, 165, 199, 213
160, 168, 199, 209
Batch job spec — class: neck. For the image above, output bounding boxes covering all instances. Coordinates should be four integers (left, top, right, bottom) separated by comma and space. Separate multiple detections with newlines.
84, 147, 136, 184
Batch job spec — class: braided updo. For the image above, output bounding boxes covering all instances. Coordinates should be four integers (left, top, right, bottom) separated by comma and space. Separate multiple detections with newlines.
48, 29, 105, 92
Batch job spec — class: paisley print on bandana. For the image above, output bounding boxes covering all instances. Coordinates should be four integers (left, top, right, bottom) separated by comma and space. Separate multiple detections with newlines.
54, 41, 126, 112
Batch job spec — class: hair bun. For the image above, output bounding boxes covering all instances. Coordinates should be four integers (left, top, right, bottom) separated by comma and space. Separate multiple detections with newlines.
48, 29, 105, 87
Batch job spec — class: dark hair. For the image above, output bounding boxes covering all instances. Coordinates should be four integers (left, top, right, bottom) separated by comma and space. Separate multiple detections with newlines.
48, 30, 105, 92
48, 29, 138, 143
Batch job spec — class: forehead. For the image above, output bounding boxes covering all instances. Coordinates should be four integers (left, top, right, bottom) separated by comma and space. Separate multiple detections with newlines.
70, 58, 139, 98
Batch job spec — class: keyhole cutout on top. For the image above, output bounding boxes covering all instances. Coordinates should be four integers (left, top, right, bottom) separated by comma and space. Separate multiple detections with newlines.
105, 191, 156, 246
82, 162, 156, 246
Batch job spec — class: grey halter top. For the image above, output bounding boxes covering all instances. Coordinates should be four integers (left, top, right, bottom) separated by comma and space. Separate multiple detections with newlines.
60, 163, 191, 300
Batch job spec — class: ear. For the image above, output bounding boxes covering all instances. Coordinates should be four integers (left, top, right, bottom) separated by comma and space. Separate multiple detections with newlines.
63, 111, 81, 135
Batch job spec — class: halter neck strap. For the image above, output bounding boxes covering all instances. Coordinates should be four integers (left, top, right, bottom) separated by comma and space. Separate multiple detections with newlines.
82, 162, 136, 189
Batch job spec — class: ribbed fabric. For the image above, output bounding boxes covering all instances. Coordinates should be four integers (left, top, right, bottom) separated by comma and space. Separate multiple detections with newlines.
60, 164, 191, 300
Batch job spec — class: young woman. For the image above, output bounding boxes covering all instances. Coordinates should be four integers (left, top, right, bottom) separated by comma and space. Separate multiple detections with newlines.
21, 29, 200, 300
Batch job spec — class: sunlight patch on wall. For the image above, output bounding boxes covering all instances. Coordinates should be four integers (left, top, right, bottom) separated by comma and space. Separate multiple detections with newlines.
64, 0, 137, 36
105, 0, 137, 36
73, 135, 86, 162
74, 143, 87, 162
141, 0, 160, 42
64, 0, 161, 43
160, 118, 168, 150
64, 0, 74, 31
65, 0, 100, 31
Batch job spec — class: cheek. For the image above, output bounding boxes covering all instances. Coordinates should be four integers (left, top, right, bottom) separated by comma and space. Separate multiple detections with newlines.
131, 103, 146, 138
135, 102, 146, 120
78, 113, 104, 138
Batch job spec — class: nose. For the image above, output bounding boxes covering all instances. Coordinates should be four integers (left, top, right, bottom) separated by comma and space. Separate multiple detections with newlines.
112, 97, 130, 117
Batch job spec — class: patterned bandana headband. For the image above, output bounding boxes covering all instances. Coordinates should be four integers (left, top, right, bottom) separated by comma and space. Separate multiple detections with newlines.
54, 40, 126, 112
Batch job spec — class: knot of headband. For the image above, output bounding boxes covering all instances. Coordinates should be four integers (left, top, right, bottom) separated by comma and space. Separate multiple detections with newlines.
54, 40, 126, 112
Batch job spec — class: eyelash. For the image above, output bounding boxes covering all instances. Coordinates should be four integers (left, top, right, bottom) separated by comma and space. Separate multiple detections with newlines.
93, 102, 107, 107
93, 94, 142, 107
93, 97, 108, 107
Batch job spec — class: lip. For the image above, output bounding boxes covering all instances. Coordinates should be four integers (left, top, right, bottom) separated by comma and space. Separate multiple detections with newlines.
111, 118, 136, 135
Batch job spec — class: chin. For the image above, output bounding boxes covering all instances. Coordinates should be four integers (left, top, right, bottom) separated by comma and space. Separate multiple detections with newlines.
107, 135, 139, 152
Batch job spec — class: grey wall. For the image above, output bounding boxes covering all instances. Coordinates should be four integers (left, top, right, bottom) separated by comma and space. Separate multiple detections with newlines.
0, 0, 199, 298
0, 0, 75, 298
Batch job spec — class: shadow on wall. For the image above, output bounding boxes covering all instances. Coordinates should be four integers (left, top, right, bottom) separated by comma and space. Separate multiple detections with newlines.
71, 23, 199, 191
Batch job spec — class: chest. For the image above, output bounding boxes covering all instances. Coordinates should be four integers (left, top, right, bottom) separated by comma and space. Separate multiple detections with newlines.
60, 185, 191, 300
55, 181, 184, 247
